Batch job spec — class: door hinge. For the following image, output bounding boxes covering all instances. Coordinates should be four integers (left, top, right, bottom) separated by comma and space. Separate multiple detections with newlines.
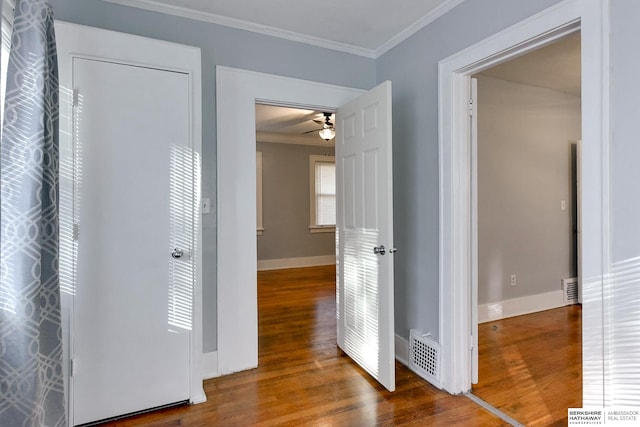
469, 335, 474, 351
73, 223, 79, 241
468, 98, 474, 116
70, 358, 75, 377
72, 89, 79, 107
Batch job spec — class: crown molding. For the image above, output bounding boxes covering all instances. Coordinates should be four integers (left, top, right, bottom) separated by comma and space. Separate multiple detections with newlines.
256, 131, 335, 148
102, 0, 377, 58
102, 0, 464, 59
374, 0, 465, 57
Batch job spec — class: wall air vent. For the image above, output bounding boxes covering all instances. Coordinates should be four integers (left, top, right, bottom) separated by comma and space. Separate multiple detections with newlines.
562, 277, 579, 305
409, 329, 441, 387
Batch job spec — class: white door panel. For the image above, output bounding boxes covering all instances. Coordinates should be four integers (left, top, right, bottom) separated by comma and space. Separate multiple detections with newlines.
73, 58, 191, 425
336, 81, 395, 392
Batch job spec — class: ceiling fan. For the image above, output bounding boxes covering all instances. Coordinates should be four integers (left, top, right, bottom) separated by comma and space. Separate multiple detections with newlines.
303, 112, 335, 141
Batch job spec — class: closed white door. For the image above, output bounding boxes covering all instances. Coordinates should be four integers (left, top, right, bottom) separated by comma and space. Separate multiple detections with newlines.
72, 58, 192, 425
336, 81, 395, 392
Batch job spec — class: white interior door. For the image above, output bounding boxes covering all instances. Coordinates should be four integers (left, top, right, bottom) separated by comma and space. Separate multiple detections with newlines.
72, 58, 192, 425
336, 81, 395, 392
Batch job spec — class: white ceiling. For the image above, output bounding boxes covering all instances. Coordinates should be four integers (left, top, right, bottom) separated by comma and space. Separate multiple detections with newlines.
103, 0, 463, 57
255, 104, 336, 145
479, 32, 581, 96
255, 105, 329, 135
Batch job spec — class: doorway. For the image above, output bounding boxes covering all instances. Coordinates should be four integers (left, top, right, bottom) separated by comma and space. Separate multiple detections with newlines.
217, 70, 396, 392
215, 68, 362, 375
438, 0, 610, 406
471, 34, 583, 424
253, 104, 338, 370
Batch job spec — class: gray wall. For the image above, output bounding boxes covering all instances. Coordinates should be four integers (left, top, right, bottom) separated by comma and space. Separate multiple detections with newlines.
610, 0, 640, 404
476, 75, 581, 304
257, 142, 335, 261
375, 0, 563, 340
48, 0, 375, 353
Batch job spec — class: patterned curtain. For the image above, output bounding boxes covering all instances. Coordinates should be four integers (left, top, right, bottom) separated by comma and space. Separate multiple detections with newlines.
0, 0, 66, 426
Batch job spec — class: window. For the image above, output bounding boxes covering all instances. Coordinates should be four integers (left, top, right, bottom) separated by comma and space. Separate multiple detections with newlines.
309, 155, 335, 233
1, 0, 14, 139
256, 151, 263, 235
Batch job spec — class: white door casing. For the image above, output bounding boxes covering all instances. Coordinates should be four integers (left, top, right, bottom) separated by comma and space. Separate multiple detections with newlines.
215, 67, 364, 376
470, 77, 478, 385
56, 21, 204, 426
438, 0, 610, 404
336, 81, 395, 392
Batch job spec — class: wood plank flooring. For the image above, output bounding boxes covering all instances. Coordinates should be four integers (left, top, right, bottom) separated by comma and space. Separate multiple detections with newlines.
99, 265, 504, 426
473, 305, 582, 426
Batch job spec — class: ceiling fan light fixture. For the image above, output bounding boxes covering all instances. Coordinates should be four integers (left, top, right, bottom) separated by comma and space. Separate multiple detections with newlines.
319, 127, 335, 141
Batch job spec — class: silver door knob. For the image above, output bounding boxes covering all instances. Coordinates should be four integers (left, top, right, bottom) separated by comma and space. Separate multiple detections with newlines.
171, 248, 184, 259
373, 245, 386, 256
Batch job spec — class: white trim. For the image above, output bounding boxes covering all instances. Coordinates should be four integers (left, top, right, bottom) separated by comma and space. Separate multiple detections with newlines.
102, 0, 376, 58
374, 0, 465, 57
256, 131, 336, 148
201, 351, 219, 381
438, 0, 609, 401
257, 255, 336, 271
478, 290, 566, 324
309, 226, 335, 234
395, 334, 409, 366
55, 21, 205, 424
102, 0, 463, 59
217, 66, 363, 376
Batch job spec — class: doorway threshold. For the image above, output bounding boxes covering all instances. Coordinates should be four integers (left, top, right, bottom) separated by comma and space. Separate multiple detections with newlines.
465, 392, 525, 427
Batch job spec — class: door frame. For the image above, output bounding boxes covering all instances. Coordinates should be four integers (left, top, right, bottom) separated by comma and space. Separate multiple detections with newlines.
438, 0, 610, 405
56, 21, 204, 425
215, 67, 364, 376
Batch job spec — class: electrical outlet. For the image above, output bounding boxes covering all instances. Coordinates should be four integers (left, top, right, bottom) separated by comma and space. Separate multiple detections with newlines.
510, 274, 517, 286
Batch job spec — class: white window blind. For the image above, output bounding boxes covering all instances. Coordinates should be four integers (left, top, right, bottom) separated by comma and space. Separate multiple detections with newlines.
309, 155, 335, 232
315, 161, 335, 225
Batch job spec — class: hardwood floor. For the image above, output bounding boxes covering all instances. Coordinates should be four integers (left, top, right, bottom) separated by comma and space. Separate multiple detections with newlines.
95, 267, 580, 427
472, 305, 582, 426
99, 266, 506, 426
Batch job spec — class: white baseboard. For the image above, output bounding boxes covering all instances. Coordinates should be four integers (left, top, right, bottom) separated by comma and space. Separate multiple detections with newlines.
478, 289, 565, 323
257, 255, 336, 271
395, 333, 409, 366
201, 351, 219, 380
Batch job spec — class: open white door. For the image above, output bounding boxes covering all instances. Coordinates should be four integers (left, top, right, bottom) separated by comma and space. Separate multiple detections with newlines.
470, 77, 479, 385
336, 81, 395, 392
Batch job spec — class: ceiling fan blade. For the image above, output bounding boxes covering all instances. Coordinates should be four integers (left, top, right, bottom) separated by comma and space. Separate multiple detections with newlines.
302, 128, 321, 134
